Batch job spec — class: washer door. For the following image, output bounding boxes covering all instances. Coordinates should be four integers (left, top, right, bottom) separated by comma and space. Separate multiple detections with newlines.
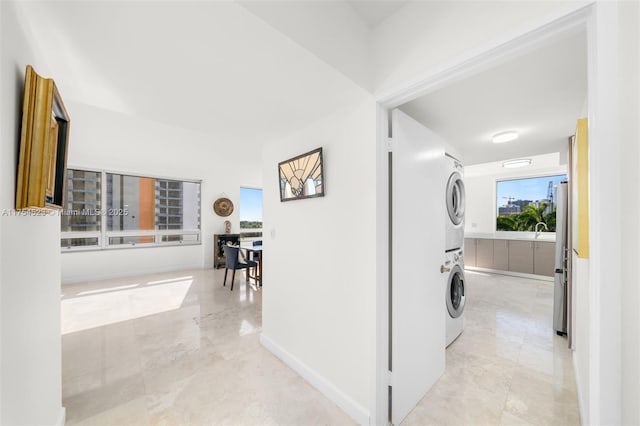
446, 172, 465, 225
446, 265, 466, 318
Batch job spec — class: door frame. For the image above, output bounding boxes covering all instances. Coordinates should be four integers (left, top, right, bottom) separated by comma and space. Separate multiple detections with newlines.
372, 3, 622, 424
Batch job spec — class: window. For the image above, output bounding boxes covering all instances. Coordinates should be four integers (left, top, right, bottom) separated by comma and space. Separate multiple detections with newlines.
61, 169, 201, 250
61, 169, 101, 248
239, 187, 262, 243
496, 174, 567, 232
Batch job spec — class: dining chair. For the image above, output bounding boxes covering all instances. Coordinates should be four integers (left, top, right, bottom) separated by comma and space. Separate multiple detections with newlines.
222, 244, 257, 291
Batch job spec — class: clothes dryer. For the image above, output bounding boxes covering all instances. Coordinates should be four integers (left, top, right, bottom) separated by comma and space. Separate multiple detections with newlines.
445, 154, 465, 251
444, 248, 465, 347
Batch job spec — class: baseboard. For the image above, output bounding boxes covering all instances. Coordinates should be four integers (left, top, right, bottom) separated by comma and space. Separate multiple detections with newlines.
465, 267, 554, 282
260, 333, 369, 425
573, 351, 586, 425
56, 407, 66, 426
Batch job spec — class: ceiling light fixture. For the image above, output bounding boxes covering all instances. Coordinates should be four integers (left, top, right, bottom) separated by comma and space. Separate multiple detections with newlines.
502, 158, 532, 168
492, 131, 519, 144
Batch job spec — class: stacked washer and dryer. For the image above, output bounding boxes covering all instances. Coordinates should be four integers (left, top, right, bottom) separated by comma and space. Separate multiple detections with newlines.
444, 154, 466, 347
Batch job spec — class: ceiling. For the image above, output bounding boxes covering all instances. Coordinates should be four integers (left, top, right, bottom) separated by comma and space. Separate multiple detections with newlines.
400, 30, 588, 165
15, 1, 587, 165
346, 0, 409, 27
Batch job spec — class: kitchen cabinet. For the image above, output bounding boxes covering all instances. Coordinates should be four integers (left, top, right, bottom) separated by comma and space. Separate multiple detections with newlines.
508, 240, 534, 274
476, 239, 494, 268
464, 238, 476, 267
493, 239, 509, 271
533, 241, 555, 277
465, 236, 555, 277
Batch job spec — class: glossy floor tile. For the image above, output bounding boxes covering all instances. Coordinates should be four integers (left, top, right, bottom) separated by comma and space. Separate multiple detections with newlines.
403, 270, 580, 426
62, 268, 580, 425
61, 269, 355, 425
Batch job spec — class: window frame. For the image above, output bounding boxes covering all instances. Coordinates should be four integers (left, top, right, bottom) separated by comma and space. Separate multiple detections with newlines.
239, 186, 263, 245
61, 167, 202, 252
494, 172, 567, 233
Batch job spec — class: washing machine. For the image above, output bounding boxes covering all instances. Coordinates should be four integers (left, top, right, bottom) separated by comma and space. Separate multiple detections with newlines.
445, 154, 465, 251
444, 248, 465, 347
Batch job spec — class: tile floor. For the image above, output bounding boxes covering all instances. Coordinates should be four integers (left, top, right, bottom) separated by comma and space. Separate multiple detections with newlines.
61, 268, 580, 425
403, 270, 580, 426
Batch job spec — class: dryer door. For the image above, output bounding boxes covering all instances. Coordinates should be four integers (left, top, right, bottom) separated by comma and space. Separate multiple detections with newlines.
446, 172, 465, 225
446, 265, 466, 318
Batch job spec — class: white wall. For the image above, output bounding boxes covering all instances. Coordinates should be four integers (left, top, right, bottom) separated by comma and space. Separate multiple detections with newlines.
1, 216, 62, 426
464, 153, 567, 234
60, 102, 262, 283
572, 255, 589, 422
618, 1, 640, 424
571, 2, 640, 424
0, 2, 64, 424
261, 95, 376, 424
372, 1, 589, 95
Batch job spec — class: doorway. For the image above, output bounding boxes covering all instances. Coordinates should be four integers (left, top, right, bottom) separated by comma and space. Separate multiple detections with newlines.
373, 4, 617, 425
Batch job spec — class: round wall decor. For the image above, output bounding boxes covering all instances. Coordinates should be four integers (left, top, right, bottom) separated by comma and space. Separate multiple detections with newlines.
213, 197, 234, 217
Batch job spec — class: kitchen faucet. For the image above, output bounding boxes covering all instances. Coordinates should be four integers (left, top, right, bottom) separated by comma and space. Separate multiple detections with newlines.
535, 222, 549, 239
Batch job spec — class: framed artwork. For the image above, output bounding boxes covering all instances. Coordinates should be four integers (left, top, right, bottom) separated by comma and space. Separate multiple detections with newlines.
278, 147, 324, 202
16, 65, 70, 210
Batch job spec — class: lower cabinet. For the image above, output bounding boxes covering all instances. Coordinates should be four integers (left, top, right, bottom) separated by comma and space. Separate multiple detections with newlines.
508, 240, 534, 274
492, 239, 509, 271
464, 238, 476, 267
533, 241, 555, 277
476, 239, 493, 268
466, 237, 555, 277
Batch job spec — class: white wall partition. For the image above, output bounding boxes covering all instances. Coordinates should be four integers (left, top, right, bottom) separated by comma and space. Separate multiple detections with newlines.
0, 2, 64, 424
261, 96, 376, 424
619, 3, 640, 424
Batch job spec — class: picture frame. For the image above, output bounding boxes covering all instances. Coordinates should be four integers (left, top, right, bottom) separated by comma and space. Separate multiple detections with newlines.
278, 147, 324, 202
16, 65, 70, 210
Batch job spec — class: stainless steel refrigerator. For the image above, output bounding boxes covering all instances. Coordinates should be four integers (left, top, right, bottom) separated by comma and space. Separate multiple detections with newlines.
553, 181, 568, 335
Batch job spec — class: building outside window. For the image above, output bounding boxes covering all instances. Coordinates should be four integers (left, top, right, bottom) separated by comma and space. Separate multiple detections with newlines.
496, 174, 567, 232
61, 169, 201, 250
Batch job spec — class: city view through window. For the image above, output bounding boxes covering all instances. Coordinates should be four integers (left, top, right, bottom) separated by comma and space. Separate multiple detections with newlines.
496, 174, 567, 232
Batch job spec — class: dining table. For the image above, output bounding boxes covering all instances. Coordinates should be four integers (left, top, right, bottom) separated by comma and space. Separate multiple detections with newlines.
244, 245, 263, 287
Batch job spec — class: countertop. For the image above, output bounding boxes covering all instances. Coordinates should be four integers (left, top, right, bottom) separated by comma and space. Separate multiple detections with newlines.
465, 232, 556, 242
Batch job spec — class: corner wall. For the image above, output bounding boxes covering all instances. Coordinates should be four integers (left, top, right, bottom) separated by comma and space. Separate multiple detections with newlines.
0, 2, 64, 424
261, 96, 376, 424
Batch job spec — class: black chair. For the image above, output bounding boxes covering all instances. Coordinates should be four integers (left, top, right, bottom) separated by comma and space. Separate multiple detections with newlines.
222, 245, 257, 291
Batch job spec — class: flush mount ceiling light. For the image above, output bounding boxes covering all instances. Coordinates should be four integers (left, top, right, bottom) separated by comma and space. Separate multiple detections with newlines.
502, 158, 532, 168
492, 130, 519, 144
